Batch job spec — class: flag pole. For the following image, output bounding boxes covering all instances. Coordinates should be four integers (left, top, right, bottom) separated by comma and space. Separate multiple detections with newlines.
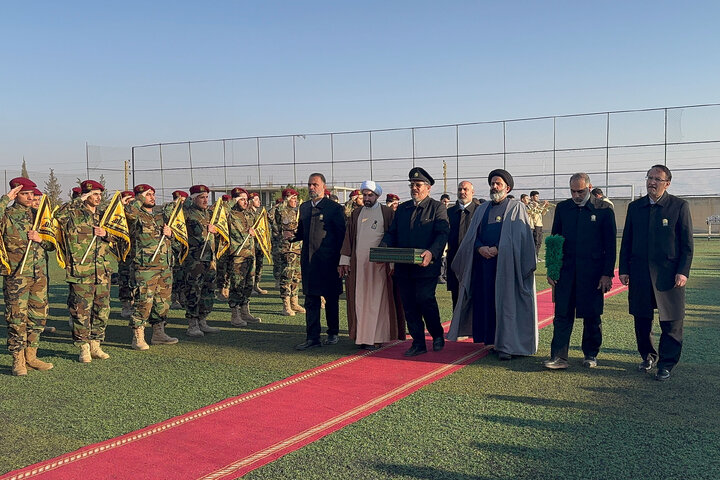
150, 198, 181, 263
80, 191, 118, 264
18, 195, 45, 275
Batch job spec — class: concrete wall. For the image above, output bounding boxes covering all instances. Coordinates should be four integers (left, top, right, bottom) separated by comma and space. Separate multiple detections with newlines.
540, 196, 720, 234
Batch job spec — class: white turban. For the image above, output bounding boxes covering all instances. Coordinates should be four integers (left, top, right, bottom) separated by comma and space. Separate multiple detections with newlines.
360, 180, 382, 197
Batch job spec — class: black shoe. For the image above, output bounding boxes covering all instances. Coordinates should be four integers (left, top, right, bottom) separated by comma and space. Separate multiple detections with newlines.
583, 356, 598, 368
497, 351, 512, 361
403, 345, 427, 357
363, 344, 378, 351
432, 336, 445, 352
323, 334, 339, 345
295, 340, 321, 351
638, 357, 656, 372
543, 357, 569, 369
655, 368, 671, 381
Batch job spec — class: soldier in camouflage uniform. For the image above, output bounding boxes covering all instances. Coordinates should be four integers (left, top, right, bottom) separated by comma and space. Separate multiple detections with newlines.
184, 184, 220, 337
118, 190, 137, 318
249, 192, 268, 295
1, 180, 55, 376
344, 189, 362, 222
227, 188, 261, 326
269, 197, 283, 288
55, 187, 83, 330
170, 190, 189, 309
124, 184, 179, 350
273, 188, 304, 316
55, 179, 114, 363
216, 194, 232, 300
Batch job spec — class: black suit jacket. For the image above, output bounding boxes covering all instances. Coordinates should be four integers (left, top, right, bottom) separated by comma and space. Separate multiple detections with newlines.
381, 196, 449, 278
551, 199, 616, 318
293, 196, 346, 296
446, 200, 478, 292
619, 192, 693, 318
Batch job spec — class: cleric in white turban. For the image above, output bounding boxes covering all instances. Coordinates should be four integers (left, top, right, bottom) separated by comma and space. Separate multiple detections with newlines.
339, 180, 405, 349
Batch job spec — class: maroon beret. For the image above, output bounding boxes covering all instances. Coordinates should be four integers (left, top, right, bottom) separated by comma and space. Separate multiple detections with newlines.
189, 185, 209, 195
350, 189, 361, 197
121, 190, 135, 198
324, 189, 332, 197
230, 187, 248, 198
71, 187, 82, 198
172, 190, 188, 199
81, 180, 104, 193
282, 188, 298, 198
221, 194, 231, 202
9, 177, 37, 191
249, 192, 259, 199
133, 184, 154, 195
32, 188, 43, 196
386, 193, 399, 202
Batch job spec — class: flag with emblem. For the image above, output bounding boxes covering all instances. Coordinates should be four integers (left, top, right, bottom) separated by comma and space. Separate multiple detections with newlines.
100, 191, 131, 261
169, 198, 189, 264
252, 208, 272, 261
36, 198, 67, 269
0, 235, 10, 275
209, 199, 230, 259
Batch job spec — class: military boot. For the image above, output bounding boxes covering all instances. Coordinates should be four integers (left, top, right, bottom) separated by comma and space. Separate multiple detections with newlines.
131, 327, 150, 351
290, 296, 306, 313
230, 306, 247, 327
79, 343, 92, 363
89, 340, 110, 359
282, 297, 295, 316
186, 318, 204, 337
12, 350, 27, 376
198, 317, 220, 333
24, 347, 54, 370
151, 322, 179, 345
121, 300, 134, 318
240, 304, 261, 323
253, 283, 268, 295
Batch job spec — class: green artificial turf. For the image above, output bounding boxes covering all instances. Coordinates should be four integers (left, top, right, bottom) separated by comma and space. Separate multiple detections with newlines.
2, 242, 719, 479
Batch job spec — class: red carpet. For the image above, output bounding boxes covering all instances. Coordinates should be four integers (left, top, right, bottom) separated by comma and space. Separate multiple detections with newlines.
3, 276, 626, 480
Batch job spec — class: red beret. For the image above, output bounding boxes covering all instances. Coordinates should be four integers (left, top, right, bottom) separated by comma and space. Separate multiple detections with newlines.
172, 190, 188, 199
121, 190, 134, 198
189, 185, 209, 195
282, 188, 298, 198
249, 192, 259, 199
9, 177, 37, 191
386, 193, 399, 202
133, 184, 154, 195
230, 187, 248, 198
32, 188, 43, 196
350, 189, 361, 197
275, 198, 282, 204
221, 194, 231, 201
81, 180, 104, 193
71, 187, 82, 198
324, 189, 332, 197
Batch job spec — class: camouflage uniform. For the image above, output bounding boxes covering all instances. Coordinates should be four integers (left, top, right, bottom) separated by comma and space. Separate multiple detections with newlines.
249, 206, 265, 288
1, 196, 54, 353
228, 204, 256, 308
344, 199, 359, 222
117, 249, 136, 305
268, 202, 283, 284
272, 201, 301, 298
170, 200, 187, 307
55, 198, 81, 326
183, 202, 216, 320
125, 199, 173, 328
55, 200, 113, 347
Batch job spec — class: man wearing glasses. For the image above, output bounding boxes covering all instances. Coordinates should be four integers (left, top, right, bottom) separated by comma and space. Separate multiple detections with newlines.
381, 167, 449, 357
619, 165, 693, 381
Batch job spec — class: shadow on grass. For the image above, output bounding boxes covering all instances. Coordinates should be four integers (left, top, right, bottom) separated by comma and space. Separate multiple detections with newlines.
373, 463, 489, 480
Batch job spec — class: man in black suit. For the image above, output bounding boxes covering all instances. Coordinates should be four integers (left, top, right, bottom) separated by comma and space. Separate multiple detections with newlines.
381, 167, 449, 357
446, 181, 478, 309
544, 173, 616, 370
293, 173, 346, 350
619, 165, 693, 381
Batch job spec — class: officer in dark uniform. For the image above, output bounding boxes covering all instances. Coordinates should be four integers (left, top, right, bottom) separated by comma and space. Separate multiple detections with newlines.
381, 167, 449, 357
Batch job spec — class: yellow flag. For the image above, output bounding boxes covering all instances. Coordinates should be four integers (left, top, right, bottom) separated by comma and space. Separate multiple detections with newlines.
169, 198, 189, 265
252, 208, 272, 261
209, 200, 230, 259
0, 235, 10, 275
36, 198, 67, 269
101, 191, 131, 262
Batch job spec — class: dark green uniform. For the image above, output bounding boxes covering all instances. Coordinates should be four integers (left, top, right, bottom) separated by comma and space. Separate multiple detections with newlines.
183, 202, 216, 320
272, 201, 301, 298
228, 203, 255, 308
1, 196, 55, 353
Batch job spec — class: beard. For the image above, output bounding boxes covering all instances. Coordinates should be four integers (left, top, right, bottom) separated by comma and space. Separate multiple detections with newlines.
309, 190, 319, 199
489, 188, 506, 203
363, 199, 375, 207
572, 191, 590, 205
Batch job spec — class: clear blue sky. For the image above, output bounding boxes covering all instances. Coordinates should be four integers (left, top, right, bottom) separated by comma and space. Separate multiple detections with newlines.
2, 0, 719, 183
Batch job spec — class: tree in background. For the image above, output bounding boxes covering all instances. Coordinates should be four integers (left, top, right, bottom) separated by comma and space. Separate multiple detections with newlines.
99, 174, 109, 202
21, 158, 29, 179
44, 168, 63, 206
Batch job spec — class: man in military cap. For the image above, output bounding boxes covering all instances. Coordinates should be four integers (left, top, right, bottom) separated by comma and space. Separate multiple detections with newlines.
448, 169, 538, 360
183, 184, 220, 337
385, 193, 400, 212
118, 190, 137, 318
344, 189, 362, 221
170, 190, 189, 308
273, 188, 304, 316
381, 167, 449, 357
248, 192, 268, 295
124, 184, 179, 350
216, 194, 233, 300
2, 179, 56, 375
56, 179, 115, 363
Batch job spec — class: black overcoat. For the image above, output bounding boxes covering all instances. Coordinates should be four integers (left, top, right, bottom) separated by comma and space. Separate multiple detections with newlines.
446, 200, 478, 292
381, 196, 449, 278
551, 199, 616, 318
293, 196, 346, 296
619, 192, 693, 318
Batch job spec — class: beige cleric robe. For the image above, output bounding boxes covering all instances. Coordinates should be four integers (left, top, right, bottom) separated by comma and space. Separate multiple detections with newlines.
340, 202, 405, 344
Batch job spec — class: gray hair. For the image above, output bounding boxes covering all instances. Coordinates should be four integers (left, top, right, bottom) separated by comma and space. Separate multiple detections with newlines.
569, 172, 591, 185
